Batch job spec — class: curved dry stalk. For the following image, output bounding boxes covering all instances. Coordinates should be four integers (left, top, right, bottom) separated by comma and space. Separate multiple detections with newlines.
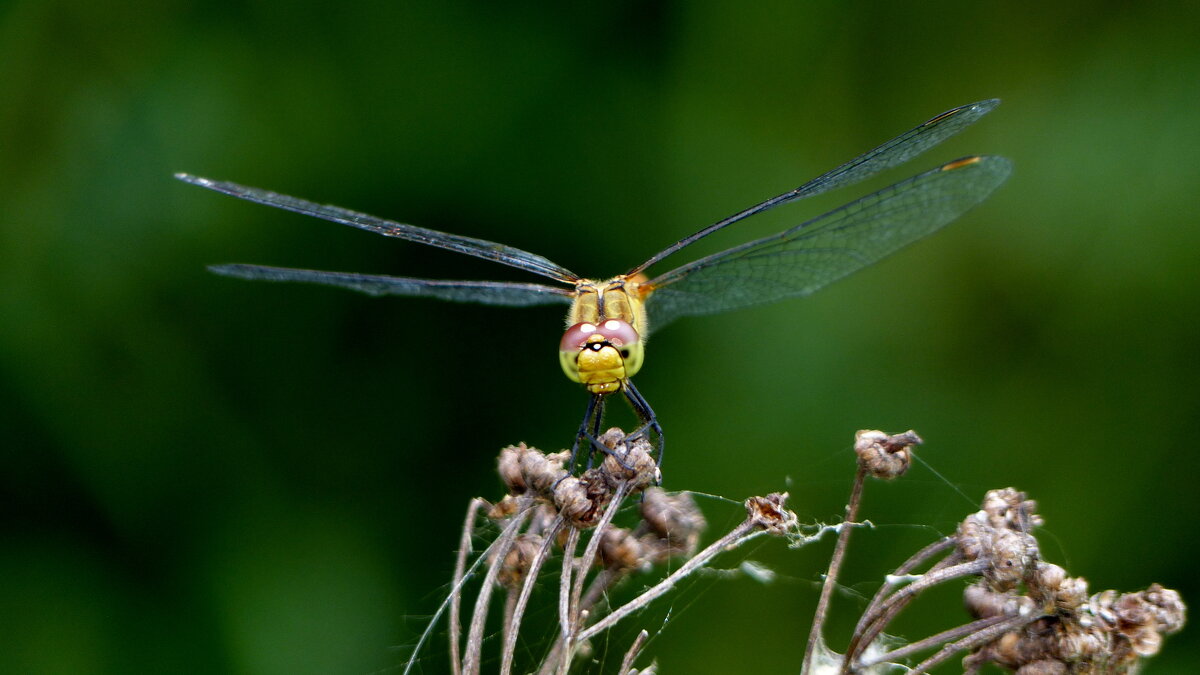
575, 518, 762, 644
803, 465, 867, 672
850, 536, 956, 637
462, 495, 535, 675
450, 498, 489, 675
856, 614, 1011, 668
500, 515, 565, 675
570, 481, 631, 629
842, 543, 962, 670
846, 557, 990, 666
618, 629, 651, 675
906, 612, 1033, 674
540, 527, 580, 675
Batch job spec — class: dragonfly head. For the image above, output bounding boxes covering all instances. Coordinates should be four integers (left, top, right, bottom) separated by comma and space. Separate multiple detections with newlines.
559, 319, 644, 394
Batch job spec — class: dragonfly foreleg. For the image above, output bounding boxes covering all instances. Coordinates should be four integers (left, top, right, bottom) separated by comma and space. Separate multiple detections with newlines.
622, 379, 664, 468
568, 393, 606, 474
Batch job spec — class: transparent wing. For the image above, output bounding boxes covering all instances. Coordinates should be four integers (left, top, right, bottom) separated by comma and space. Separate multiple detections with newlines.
643, 155, 1012, 331
630, 99, 1000, 275
210, 264, 575, 307
178, 174, 580, 284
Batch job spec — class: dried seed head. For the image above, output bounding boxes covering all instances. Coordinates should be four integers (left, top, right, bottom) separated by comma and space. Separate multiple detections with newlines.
981, 487, 1042, 531
745, 493, 795, 534
639, 487, 706, 558
498, 444, 527, 493
1088, 584, 1188, 659
553, 470, 612, 529
958, 490, 1186, 672
493, 533, 543, 588
988, 529, 1039, 589
1143, 583, 1187, 635
528, 501, 561, 535
488, 494, 520, 520
964, 580, 1035, 619
599, 526, 646, 572
598, 428, 661, 490
521, 448, 568, 495
1027, 562, 1089, 614
957, 508, 1039, 590
968, 577, 1185, 672
854, 429, 920, 479
497, 443, 569, 496
1034, 562, 1067, 593
1014, 660, 1068, 675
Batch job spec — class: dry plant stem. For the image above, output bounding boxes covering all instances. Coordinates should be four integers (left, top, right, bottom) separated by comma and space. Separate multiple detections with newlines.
559, 481, 631, 669
850, 537, 956, 638
842, 540, 960, 670
857, 614, 1011, 668
804, 465, 868, 673
536, 569, 625, 675
499, 516, 565, 675
450, 498, 488, 675
462, 495, 535, 675
907, 612, 1034, 674
536, 542, 629, 675
544, 527, 580, 675
502, 590, 518, 655
578, 567, 624, 620
575, 518, 763, 644
847, 557, 989, 667
571, 482, 632, 628
618, 629, 651, 675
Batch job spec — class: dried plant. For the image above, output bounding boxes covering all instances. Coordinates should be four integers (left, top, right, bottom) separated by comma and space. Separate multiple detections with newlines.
404, 428, 1185, 674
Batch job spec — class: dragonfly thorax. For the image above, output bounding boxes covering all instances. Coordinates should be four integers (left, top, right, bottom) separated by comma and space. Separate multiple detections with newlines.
568, 276, 650, 333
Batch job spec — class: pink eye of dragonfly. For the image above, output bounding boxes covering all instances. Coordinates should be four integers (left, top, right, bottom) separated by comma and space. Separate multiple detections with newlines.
560, 320, 640, 351
180, 99, 1012, 470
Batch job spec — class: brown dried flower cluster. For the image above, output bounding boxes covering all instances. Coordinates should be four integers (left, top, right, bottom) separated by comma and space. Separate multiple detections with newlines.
854, 429, 921, 479
958, 491, 1186, 673
439, 429, 809, 675
423, 429, 1184, 675
824, 483, 1186, 674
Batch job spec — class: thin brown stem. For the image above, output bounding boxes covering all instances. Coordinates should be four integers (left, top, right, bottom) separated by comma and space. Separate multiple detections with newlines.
462, 495, 534, 675
856, 614, 1010, 668
449, 498, 487, 675
500, 516, 565, 675
848, 558, 990, 668
843, 540, 959, 670
804, 465, 868, 673
851, 537, 956, 636
907, 613, 1035, 674
618, 629, 651, 675
535, 527, 580, 675
575, 518, 762, 644
501, 589, 517, 657
570, 482, 631, 630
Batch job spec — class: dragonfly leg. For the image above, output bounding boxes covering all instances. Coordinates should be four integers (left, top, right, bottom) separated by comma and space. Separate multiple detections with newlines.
622, 379, 664, 467
568, 393, 606, 474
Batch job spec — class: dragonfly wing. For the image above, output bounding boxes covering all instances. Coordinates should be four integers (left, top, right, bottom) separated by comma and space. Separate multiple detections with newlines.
178, 174, 580, 284
210, 264, 575, 307
630, 100, 1000, 275
643, 155, 1012, 332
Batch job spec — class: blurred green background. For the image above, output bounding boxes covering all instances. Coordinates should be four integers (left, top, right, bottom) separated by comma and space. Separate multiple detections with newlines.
3, 1, 1197, 673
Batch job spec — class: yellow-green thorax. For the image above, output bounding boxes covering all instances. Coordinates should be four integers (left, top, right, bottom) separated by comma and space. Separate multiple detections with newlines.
558, 275, 649, 394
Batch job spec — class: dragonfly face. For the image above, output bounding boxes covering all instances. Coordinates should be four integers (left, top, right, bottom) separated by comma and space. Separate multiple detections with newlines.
181, 98, 1012, 463
558, 276, 650, 394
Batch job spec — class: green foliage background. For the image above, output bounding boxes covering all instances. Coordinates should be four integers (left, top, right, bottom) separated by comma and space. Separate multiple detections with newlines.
2, 2, 1197, 672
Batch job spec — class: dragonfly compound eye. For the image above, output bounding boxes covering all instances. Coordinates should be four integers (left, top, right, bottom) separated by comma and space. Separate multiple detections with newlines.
596, 319, 639, 347
558, 321, 646, 392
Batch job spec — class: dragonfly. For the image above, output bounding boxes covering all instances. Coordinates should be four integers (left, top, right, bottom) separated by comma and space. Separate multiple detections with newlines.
180, 99, 1011, 468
